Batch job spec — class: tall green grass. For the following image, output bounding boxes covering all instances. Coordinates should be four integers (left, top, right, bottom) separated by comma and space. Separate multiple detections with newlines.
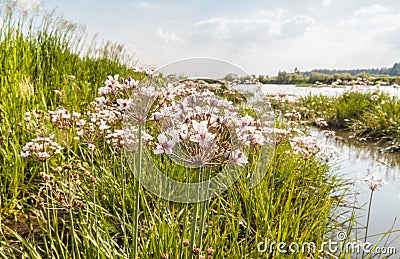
0, 0, 136, 216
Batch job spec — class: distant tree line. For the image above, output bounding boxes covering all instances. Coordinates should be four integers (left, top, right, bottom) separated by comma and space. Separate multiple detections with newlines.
303, 62, 400, 76
259, 62, 400, 85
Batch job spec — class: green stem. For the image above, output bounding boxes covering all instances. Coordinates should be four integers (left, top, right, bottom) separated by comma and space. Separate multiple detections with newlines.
180, 168, 191, 259
362, 190, 374, 258
189, 168, 201, 256
69, 208, 80, 259
133, 123, 143, 259
365, 190, 374, 242
43, 162, 52, 258
93, 182, 99, 258
121, 152, 129, 256
197, 168, 211, 253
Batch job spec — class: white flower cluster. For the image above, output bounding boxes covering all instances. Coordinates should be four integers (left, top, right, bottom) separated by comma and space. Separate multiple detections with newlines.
49, 107, 81, 130
106, 127, 153, 149
290, 136, 321, 161
19, 135, 63, 162
151, 92, 271, 167
98, 75, 139, 97
315, 118, 328, 127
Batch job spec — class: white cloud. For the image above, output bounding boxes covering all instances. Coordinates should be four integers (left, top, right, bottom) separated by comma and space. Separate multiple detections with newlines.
191, 10, 315, 45
322, 0, 332, 7
342, 4, 400, 31
137, 1, 159, 9
157, 29, 183, 45
353, 4, 389, 16
281, 15, 315, 38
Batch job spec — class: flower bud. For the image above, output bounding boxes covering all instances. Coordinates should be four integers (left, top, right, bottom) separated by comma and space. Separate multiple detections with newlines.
224, 151, 230, 159
193, 248, 200, 255
182, 239, 190, 247
210, 99, 218, 107
189, 95, 197, 104
154, 113, 161, 122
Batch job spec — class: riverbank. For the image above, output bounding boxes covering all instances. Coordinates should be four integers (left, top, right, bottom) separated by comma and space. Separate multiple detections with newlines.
267, 91, 400, 152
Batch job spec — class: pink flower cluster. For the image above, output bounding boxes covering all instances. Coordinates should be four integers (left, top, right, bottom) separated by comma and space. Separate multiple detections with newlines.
363, 175, 385, 191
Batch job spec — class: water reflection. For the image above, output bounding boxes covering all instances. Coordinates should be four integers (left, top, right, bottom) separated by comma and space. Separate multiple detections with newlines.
234, 84, 400, 98
311, 128, 400, 251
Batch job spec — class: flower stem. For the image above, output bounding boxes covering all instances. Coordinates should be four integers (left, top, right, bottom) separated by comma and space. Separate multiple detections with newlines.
133, 123, 143, 258
189, 168, 201, 256
365, 190, 374, 242
363, 190, 374, 258
197, 168, 210, 252
121, 152, 129, 256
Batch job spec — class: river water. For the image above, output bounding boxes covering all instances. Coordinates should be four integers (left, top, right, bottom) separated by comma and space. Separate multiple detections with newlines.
235, 84, 400, 255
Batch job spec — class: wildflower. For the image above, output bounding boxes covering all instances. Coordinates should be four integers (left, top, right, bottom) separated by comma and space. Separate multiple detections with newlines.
228, 150, 248, 166
49, 107, 79, 130
363, 175, 385, 191
37, 152, 50, 161
19, 135, 63, 162
63, 164, 72, 170
117, 98, 133, 110
88, 143, 96, 150
290, 136, 321, 160
189, 120, 216, 147
154, 133, 177, 154
76, 119, 86, 126
126, 85, 160, 124
76, 201, 83, 208
99, 120, 110, 131
370, 95, 379, 101
76, 129, 84, 136
315, 118, 328, 127
284, 110, 301, 121
322, 130, 335, 138
94, 96, 108, 106
207, 247, 215, 255
318, 145, 340, 162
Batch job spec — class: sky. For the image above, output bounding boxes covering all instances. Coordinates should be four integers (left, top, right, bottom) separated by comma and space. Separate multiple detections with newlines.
12, 0, 400, 75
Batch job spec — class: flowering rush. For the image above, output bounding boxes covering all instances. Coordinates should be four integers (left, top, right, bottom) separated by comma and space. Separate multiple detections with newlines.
363, 175, 386, 191
150, 89, 272, 168
19, 134, 63, 162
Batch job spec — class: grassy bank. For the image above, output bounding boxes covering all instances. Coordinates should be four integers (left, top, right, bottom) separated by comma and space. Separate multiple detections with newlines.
0, 2, 367, 259
287, 91, 400, 151
0, 0, 136, 217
